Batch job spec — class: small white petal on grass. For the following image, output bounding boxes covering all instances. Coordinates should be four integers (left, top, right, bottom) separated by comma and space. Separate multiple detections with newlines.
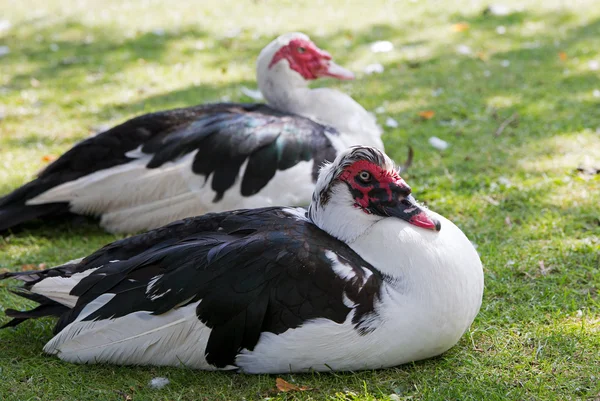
385, 117, 398, 128
389, 395, 401, 401
588, 60, 599, 71
483, 70, 492, 77
0, 46, 9, 57
456, 44, 472, 55
429, 136, 449, 150
149, 377, 170, 389
498, 176, 512, 187
152, 28, 165, 36
240, 86, 264, 100
364, 63, 384, 74
432, 88, 444, 97
593, 89, 600, 98
0, 20, 11, 32
501, 60, 510, 67
224, 28, 241, 38
374, 106, 386, 114
221, 95, 231, 102
487, 4, 511, 16
194, 40, 206, 50
576, 310, 583, 318
50, 43, 59, 52
370, 40, 394, 53
496, 25, 506, 34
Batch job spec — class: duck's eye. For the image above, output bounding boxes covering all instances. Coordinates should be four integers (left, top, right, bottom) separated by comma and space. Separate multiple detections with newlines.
297, 46, 306, 53
358, 171, 372, 182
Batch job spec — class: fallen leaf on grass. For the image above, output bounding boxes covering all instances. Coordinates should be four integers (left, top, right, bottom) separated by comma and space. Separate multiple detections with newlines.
476, 51, 489, 61
0, 268, 9, 275
418, 110, 435, 119
42, 155, 57, 163
558, 51, 567, 61
20, 263, 46, 272
452, 22, 470, 32
275, 378, 311, 393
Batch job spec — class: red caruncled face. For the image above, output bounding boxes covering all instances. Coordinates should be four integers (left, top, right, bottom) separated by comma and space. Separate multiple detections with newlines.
339, 160, 441, 231
339, 160, 411, 211
269, 38, 344, 80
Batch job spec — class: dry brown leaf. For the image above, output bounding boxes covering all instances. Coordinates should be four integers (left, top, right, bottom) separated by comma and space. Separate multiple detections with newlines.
452, 22, 470, 32
20, 263, 46, 272
42, 155, 57, 163
275, 378, 311, 393
418, 110, 435, 119
476, 51, 489, 61
558, 51, 567, 61
0, 268, 9, 275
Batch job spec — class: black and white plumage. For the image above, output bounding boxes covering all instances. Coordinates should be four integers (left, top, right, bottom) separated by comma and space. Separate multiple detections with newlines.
0, 146, 483, 373
0, 32, 383, 234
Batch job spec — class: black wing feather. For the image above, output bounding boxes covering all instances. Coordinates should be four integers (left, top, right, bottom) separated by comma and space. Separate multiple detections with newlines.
0, 103, 337, 231
1, 208, 382, 368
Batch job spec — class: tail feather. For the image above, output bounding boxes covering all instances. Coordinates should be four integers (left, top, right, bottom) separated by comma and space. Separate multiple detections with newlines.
1, 261, 89, 329
0, 176, 74, 232
0, 263, 80, 285
1, 289, 70, 329
0, 199, 71, 233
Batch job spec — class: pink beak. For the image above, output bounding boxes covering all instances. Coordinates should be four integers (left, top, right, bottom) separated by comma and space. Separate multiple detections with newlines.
314, 49, 355, 80
320, 61, 355, 80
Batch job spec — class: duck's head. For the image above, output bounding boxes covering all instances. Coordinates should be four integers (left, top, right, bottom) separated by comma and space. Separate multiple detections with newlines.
257, 33, 354, 101
309, 146, 440, 243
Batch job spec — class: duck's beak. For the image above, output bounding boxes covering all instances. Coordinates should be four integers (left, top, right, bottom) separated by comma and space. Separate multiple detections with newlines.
376, 194, 441, 232
319, 60, 355, 80
388, 195, 441, 231
313, 49, 355, 80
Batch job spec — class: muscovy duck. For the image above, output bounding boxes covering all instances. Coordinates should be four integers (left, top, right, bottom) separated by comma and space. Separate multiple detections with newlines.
0, 32, 383, 234
0, 146, 483, 373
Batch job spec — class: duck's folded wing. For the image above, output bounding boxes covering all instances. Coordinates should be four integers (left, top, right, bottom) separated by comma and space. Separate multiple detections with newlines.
144, 104, 337, 200
5, 208, 381, 368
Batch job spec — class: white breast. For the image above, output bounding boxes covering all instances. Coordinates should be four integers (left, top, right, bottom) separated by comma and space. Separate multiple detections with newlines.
235, 213, 483, 373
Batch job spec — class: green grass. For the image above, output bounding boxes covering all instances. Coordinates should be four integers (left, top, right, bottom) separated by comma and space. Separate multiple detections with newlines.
1, 0, 599, 399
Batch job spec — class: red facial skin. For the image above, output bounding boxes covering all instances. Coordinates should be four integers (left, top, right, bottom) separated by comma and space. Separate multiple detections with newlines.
339, 160, 440, 231
269, 38, 339, 80
339, 160, 410, 210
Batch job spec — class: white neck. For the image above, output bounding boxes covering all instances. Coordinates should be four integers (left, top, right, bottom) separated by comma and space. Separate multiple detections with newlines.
257, 61, 383, 151
308, 183, 382, 244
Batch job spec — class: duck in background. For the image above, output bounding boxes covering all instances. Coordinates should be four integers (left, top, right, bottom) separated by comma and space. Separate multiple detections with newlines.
0, 32, 383, 234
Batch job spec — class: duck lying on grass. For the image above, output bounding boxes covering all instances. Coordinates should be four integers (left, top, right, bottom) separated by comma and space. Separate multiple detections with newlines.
0, 146, 483, 374
0, 32, 382, 234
